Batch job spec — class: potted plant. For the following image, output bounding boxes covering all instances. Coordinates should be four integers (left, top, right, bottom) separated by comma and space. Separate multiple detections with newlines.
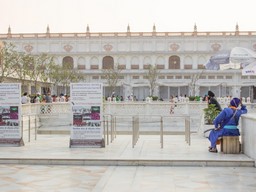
189, 96, 196, 101
203, 104, 220, 124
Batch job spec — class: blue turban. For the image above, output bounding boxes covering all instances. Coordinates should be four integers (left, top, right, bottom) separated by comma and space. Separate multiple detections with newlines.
230, 98, 240, 107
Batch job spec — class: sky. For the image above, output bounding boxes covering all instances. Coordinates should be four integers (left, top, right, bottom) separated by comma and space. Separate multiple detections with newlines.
0, 0, 255, 34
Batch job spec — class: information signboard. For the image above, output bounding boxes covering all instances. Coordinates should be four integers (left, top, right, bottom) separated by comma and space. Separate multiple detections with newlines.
69, 83, 104, 147
0, 83, 23, 146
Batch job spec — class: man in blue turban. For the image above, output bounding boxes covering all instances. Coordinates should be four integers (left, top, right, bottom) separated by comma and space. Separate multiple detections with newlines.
208, 97, 247, 152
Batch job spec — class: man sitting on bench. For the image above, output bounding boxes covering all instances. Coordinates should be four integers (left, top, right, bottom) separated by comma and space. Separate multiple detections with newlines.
208, 97, 247, 153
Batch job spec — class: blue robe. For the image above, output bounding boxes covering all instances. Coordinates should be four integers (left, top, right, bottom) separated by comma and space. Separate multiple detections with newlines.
208, 105, 247, 148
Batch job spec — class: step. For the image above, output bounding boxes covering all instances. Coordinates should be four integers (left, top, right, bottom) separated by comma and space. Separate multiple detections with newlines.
0, 158, 254, 167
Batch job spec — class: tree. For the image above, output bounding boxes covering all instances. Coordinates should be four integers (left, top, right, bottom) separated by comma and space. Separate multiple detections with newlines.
189, 70, 204, 96
61, 65, 85, 94
0, 42, 20, 83
49, 63, 86, 95
0, 41, 86, 95
13, 52, 35, 93
25, 53, 55, 93
102, 63, 122, 96
145, 64, 160, 96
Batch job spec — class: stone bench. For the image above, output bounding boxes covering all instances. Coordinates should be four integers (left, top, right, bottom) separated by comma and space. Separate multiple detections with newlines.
220, 136, 240, 154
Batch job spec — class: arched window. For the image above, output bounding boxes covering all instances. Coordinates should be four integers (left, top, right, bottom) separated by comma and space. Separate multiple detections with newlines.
102, 56, 114, 69
184, 56, 193, 69
62, 56, 74, 69
168, 56, 180, 69
77, 57, 86, 70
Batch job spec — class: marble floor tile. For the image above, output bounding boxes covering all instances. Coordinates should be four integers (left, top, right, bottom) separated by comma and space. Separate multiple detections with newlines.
1, 165, 256, 192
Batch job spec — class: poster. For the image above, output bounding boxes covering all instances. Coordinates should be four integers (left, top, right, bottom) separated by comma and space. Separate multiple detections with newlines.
0, 83, 23, 146
69, 83, 104, 147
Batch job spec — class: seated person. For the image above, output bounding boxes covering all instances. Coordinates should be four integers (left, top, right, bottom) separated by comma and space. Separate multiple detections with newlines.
208, 97, 247, 153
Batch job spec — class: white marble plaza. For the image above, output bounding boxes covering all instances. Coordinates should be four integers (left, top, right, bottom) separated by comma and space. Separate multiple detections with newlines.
0, 134, 255, 191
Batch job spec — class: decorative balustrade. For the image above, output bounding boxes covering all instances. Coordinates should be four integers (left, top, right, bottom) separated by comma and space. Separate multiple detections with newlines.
22, 102, 71, 115
21, 101, 256, 135
2, 31, 256, 39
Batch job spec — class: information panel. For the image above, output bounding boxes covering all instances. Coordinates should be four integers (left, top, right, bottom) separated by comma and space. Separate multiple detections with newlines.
0, 83, 23, 146
69, 83, 104, 147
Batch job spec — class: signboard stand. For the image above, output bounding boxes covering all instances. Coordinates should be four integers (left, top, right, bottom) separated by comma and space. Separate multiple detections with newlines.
0, 138, 24, 147
69, 138, 105, 148
0, 83, 23, 147
69, 83, 104, 148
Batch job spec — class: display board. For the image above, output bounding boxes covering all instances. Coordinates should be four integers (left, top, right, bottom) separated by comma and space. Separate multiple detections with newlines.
69, 83, 104, 148
0, 83, 23, 146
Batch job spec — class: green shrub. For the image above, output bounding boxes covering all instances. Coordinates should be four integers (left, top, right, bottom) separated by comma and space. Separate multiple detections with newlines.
203, 104, 220, 124
189, 96, 196, 101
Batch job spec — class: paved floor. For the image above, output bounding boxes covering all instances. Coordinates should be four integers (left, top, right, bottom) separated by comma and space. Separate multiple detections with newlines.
0, 133, 256, 192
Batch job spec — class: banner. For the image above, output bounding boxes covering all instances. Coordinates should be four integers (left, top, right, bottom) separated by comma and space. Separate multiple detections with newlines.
242, 61, 256, 76
219, 63, 240, 70
69, 83, 104, 148
0, 83, 23, 146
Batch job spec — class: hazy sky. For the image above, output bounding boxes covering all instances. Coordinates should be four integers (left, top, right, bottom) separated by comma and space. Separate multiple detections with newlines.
0, 0, 255, 33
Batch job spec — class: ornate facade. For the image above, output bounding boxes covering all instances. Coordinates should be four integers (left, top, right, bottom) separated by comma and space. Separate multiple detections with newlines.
1, 24, 256, 101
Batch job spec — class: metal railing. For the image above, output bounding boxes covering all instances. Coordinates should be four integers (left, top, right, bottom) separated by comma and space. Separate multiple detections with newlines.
103, 114, 117, 146
21, 114, 39, 143
111, 114, 191, 148
132, 116, 139, 148
161, 115, 191, 148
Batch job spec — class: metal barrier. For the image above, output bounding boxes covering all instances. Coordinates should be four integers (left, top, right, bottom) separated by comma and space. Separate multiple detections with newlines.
161, 115, 191, 148
132, 116, 139, 148
185, 116, 191, 145
160, 116, 163, 148
112, 114, 191, 148
20, 103, 192, 148
103, 114, 117, 146
21, 114, 39, 142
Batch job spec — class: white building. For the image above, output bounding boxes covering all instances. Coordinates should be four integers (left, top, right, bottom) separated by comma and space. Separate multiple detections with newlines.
1, 24, 256, 101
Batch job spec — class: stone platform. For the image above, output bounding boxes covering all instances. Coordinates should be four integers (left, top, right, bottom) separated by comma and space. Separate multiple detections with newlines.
1, 134, 256, 191
0, 134, 254, 167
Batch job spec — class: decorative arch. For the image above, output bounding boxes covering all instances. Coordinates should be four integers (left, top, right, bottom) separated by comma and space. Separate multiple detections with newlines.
198, 56, 207, 65
90, 57, 99, 65
62, 56, 74, 69
117, 56, 126, 69
131, 56, 139, 65
131, 56, 140, 69
117, 56, 126, 65
184, 56, 193, 69
155, 56, 165, 65
198, 56, 207, 69
90, 56, 99, 69
156, 56, 165, 69
168, 55, 180, 69
52, 56, 59, 65
77, 57, 86, 70
184, 56, 193, 65
143, 56, 152, 65
102, 56, 114, 69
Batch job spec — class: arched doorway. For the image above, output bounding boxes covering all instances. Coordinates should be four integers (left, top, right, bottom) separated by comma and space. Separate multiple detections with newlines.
63, 56, 74, 69
169, 56, 180, 69
102, 56, 114, 69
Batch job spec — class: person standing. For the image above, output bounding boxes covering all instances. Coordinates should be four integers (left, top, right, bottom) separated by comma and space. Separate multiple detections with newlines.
208, 90, 222, 112
44, 92, 53, 113
208, 97, 247, 153
45, 92, 53, 103
169, 95, 175, 114
34, 92, 41, 103
21, 92, 29, 104
59, 93, 65, 102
